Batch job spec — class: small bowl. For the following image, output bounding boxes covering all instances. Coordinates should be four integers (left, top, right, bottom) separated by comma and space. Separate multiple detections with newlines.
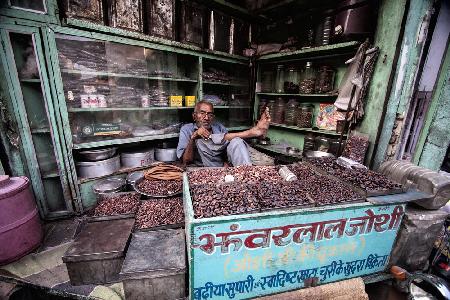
258, 137, 271, 145
286, 147, 301, 155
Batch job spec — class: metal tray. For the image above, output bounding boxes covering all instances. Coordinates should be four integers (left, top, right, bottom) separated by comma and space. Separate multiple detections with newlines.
133, 176, 182, 198
303, 161, 404, 197
86, 192, 141, 221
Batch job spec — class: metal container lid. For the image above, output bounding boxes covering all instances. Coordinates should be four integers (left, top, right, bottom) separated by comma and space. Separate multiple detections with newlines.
76, 155, 120, 166
0, 175, 30, 199
121, 148, 154, 157
62, 218, 135, 263
78, 147, 117, 155
93, 177, 126, 194
120, 229, 186, 280
127, 172, 144, 185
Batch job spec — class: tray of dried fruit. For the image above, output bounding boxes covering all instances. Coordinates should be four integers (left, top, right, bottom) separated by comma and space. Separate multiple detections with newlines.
134, 196, 185, 231
133, 164, 183, 198
86, 192, 141, 222
304, 158, 405, 197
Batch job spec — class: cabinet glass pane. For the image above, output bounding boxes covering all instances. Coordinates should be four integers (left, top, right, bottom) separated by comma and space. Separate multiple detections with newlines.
9, 0, 46, 12
55, 34, 199, 145
42, 178, 66, 211
9, 32, 68, 214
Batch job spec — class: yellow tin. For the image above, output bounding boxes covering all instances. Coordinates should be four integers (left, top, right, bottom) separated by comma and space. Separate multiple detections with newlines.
170, 96, 183, 107
185, 96, 196, 107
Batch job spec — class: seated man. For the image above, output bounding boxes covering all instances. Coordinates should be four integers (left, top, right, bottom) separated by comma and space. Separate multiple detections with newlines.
177, 100, 271, 167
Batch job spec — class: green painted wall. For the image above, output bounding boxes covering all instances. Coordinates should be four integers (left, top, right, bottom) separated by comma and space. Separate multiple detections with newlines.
414, 42, 450, 170
371, 0, 435, 169
356, 0, 408, 166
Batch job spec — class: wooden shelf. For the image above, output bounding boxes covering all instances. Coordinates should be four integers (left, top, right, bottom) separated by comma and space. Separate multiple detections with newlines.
68, 107, 194, 112
20, 78, 41, 83
73, 133, 179, 149
214, 106, 251, 109
42, 171, 59, 179
257, 93, 338, 97
203, 81, 248, 87
258, 41, 359, 61
253, 144, 302, 157
31, 128, 51, 133
228, 126, 251, 131
270, 123, 347, 136
61, 69, 198, 82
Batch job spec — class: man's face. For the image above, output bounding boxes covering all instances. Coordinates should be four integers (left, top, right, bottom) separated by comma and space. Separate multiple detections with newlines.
193, 103, 214, 129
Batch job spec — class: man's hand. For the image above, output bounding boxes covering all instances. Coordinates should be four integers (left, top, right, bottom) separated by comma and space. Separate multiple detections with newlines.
192, 127, 211, 140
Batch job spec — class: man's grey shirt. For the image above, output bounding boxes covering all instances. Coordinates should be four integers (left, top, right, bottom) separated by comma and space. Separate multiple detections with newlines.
176, 122, 228, 159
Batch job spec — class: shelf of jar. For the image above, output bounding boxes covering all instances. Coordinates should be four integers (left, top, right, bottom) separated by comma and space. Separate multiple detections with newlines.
61, 69, 198, 83
258, 41, 360, 61
270, 123, 347, 136
72, 126, 248, 149
67, 107, 195, 112
256, 93, 338, 97
203, 81, 248, 87
20, 78, 41, 83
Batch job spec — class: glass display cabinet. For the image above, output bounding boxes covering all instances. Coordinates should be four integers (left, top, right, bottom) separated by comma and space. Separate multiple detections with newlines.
0, 26, 75, 218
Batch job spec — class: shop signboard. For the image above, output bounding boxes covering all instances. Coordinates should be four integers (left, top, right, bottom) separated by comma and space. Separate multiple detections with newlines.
184, 179, 405, 300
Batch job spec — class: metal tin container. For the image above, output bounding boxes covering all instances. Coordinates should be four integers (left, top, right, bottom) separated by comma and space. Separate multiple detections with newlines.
120, 229, 186, 300
146, 0, 175, 39
121, 148, 154, 168
64, 0, 104, 24
107, 0, 143, 32
154, 148, 177, 162
63, 218, 135, 286
77, 147, 117, 162
179, 0, 205, 47
76, 155, 120, 179
92, 177, 126, 195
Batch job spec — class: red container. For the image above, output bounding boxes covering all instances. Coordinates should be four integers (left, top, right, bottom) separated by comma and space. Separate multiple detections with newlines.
0, 175, 42, 265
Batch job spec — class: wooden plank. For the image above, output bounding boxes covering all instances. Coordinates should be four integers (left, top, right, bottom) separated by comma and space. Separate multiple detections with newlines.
258, 41, 359, 61
270, 123, 347, 137
67, 107, 194, 112
256, 93, 338, 97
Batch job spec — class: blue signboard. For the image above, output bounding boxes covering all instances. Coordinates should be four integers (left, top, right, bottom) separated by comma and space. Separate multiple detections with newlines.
189, 203, 404, 299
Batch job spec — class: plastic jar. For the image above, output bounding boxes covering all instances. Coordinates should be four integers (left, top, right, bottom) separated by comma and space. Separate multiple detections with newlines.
274, 65, 285, 93
284, 99, 298, 126
258, 99, 268, 118
266, 99, 276, 117
296, 104, 314, 128
272, 97, 285, 124
303, 134, 315, 151
284, 66, 299, 93
315, 65, 335, 93
315, 136, 330, 152
299, 62, 316, 94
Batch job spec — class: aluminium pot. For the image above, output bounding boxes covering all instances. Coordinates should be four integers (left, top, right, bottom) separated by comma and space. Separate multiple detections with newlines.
76, 155, 120, 179
121, 148, 154, 168
78, 147, 117, 162
92, 177, 126, 195
154, 148, 177, 162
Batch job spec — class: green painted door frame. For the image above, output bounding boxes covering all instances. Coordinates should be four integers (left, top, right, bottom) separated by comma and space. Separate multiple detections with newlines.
370, 0, 436, 170
0, 0, 59, 25
413, 41, 450, 170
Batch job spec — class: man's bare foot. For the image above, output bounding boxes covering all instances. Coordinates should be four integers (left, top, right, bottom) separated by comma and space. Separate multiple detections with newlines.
256, 107, 271, 131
